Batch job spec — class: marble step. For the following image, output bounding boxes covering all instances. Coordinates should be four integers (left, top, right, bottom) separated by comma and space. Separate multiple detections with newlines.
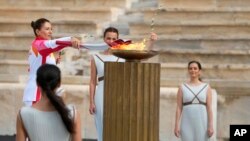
0, 0, 78, 7
0, 32, 90, 51
160, 78, 250, 96
0, 59, 90, 75
0, 19, 99, 34
0, 60, 28, 74
1, 43, 250, 64
132, 1, 158, 8
0, 0, 127, 8
0, 48, 28, 60
81, 62, 250, 80
1, 73, 249, 96
0, 74, 250, 99
76, 0, 127, 8
160, 63, 250, 80
1, 33, 250, 52
129, 21, 250, 36
158, 0, 216, 9
121, 35, 250, 50
1, 60, 250, 81
128, 7, 250, 23
0, 6, 122, 21
158, 0, 250, 8
0, 45, 90, 62
0, 74, 89, 85
217, 0, 250, 8
157, 48, 250, 64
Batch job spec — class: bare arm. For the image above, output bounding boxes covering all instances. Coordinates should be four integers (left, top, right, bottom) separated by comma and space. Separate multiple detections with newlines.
16, 112, 27, 141
72, 111, 82, 141
89, 58, 97, 114
147, 32, 158, 50
206, 85, 214, 137
174, 86, 183, 138
42, 37, 80, 49
36, 37, 80, 57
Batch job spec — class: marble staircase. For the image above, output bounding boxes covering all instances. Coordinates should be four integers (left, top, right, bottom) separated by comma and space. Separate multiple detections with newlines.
0, 0, 250, 140
0, 0, 128, 8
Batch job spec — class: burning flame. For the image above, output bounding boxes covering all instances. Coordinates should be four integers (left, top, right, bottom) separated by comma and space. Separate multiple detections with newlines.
111, 39, 147, 51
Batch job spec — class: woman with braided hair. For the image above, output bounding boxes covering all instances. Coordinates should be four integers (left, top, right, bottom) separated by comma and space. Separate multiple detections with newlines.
16, 64, 81, 141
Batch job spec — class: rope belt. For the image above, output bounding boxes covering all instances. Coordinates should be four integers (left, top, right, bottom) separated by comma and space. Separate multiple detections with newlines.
183, 101, 206, 106
98, 76, 104, 82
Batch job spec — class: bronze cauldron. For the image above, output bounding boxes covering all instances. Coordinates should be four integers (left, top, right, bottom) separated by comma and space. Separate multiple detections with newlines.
110, 49, 158, 62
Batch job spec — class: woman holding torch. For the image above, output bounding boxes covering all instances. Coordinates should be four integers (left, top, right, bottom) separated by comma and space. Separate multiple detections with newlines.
23, 18, 81, 106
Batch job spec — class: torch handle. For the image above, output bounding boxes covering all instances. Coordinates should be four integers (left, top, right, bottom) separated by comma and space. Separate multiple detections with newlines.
56, 41, 87, 49
56, 40, 110, 51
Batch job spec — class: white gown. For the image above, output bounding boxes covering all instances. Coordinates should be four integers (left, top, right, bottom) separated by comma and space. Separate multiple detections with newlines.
180, 83, 210, 141
93, 54, 123, 141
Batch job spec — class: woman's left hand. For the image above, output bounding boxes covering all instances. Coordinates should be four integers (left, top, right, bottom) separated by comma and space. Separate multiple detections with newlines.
71, 37, 81, 49
150, 32, 158, 41
207, 127, 214, 137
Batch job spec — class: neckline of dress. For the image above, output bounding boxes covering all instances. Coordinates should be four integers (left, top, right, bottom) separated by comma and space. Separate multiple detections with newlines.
185, 82, 205, 87
29, 106, 57, 113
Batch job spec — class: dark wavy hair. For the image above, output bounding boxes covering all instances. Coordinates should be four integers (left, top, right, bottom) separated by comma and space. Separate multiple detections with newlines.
36, 64, 74, 133
103, 27, 119, 39
188, 60, 202, 81
31, 18, 50, 36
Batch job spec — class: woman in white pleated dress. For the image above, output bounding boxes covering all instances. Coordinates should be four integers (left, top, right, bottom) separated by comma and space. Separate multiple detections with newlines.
174, 61, 214, 141
16, 64, 81, 141
89, 27, 122, 141
89, 27, 158, 141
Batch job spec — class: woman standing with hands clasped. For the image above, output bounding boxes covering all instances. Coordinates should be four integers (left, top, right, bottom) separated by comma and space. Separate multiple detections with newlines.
174, 61, 214, 141
23, 18, 81, 106
89, 27, 123, 141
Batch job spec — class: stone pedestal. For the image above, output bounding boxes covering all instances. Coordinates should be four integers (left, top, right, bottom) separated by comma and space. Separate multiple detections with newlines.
103, 62, 160, 141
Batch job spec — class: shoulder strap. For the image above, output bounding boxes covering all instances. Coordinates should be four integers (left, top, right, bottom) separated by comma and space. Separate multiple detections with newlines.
183, 83, 208, 103
96, 54, 120, 62
116, 57, 120, 62
95, 54, 104, 62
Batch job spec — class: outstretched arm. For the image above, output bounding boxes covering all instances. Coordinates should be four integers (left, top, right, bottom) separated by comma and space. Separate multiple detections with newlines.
34, 37, 80, 57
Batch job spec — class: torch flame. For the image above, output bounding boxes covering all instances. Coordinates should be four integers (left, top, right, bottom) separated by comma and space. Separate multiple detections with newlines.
111, 39, 147, 51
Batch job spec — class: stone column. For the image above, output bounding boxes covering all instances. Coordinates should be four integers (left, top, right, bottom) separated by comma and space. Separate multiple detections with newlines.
103, 62, 160, 141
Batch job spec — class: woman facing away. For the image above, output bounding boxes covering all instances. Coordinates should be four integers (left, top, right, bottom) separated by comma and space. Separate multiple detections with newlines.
23, 18, 81, 106
88, 27, 158, 141
16, 64, 81, 141
174, 61, 214, 141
